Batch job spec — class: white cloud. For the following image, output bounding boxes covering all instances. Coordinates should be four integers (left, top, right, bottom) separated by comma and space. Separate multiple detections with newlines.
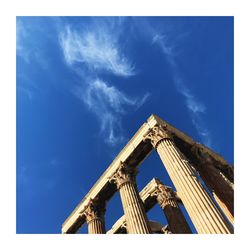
16, 19, 30, 63
73, 78, 149, 146
85, 79, 136, 113
186, 97, 206, 114
176, 77, 211, 146
58, 19, 150, 146
149, 27, 212, 147
59, 24, 135, 77
192, 119, 212, 148
150, 30, 180, 68
17, 86, 33, 100
152, 34, 166, 44
16, 18, 51, 70
173, 76, 206, 114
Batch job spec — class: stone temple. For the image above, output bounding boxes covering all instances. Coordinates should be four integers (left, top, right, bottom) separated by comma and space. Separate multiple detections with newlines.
62, 114, 234, 234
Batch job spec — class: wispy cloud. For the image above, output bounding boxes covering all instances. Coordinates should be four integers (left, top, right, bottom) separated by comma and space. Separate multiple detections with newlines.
17, 86, 33, 100
16, 19, 29, 63
150, 28, 212, 147
74, 78, 149, 145
174, 75, 206, 113
59, 18, 150, 146
16, 18, 51, 69
16, 18, 53, 103
59, 24, 135, 77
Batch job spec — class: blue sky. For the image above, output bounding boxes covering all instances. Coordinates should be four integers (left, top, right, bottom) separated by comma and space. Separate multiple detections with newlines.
16, 16, 233, 234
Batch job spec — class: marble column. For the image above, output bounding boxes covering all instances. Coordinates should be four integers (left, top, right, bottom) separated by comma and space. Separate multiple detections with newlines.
151, 183, 191, 234
82, 199, 106, 234
213, 191, 234, 225
190, 144, 234, 224
145, 125, 233, 234
109, 162, 151, 234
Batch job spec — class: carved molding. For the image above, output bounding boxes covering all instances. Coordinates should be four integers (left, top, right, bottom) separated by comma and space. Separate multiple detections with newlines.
144, 125, 172, 149
109, 161, 138, 189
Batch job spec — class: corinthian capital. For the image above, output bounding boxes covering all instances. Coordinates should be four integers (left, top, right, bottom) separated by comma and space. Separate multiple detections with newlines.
81, 199, 105, 223
109, 161, 138, 189
144, 125, 172, 149
151, 184, 177, 209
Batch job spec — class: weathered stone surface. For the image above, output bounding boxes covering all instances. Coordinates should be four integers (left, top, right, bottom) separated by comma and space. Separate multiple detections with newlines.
150, 183, 191, 233
109, 162, 151, 234
145, 125, 233, 233
107, 178, 191, 234
81, 199, 106, 234
61, 114, 234, 234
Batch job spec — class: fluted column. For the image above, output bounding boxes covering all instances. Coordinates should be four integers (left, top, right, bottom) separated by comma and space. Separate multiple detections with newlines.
190, 144, 234, 224
151, 183, 191, 234
82, 199, 106, 234
213, 191, 234, 225
145, 125, 233, 234
109, 162, 151, 234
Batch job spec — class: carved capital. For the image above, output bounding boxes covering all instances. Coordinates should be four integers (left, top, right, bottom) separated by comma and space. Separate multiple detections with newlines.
81, 199, 105, 223
162, 225, 172, 234
109, 161, 138, 189
144, 125, 172, 149
151, 184, 177, 209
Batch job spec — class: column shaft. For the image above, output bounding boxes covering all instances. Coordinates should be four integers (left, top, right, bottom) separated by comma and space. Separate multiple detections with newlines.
190, 144, 234, 220
153, 183, 191, 234
160, 198, 191, 234
213, 192, 234, 225
119, 181, 151, 234
88, 218, 106, 234
110, 163, 151, 234
83, 200, 106, 234
156, 138, 232, 234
